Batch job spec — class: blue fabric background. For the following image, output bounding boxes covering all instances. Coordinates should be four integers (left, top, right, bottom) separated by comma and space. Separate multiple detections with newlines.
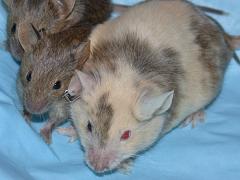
0, 0, 239, 179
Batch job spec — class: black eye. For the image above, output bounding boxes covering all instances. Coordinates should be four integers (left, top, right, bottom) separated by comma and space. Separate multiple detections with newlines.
53, 81, 62, 90
87, 121, 92, 132
11, 23, 16, 34
26, 71, 32, 82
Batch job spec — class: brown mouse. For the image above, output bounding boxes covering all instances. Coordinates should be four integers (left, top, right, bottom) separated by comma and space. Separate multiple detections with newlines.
64, 0, 240, 173
18, 25, 91, 144
7, 0, 111, 143
4, 0, 112, 61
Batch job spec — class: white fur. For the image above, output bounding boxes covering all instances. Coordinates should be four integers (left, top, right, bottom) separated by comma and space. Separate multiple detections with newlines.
70, 0, 230, 172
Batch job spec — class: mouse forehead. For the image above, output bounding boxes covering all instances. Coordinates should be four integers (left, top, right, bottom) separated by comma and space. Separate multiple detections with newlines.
35, 53, 74, 79
34, 40, 74, 66
90, 92, 114, 146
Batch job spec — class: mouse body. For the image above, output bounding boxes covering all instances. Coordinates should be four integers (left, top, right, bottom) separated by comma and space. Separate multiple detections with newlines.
4, 0, 112, 61
67, 0, 240, 173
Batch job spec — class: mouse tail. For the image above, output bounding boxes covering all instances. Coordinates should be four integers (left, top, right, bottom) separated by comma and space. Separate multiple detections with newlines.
197, 5, 228, 15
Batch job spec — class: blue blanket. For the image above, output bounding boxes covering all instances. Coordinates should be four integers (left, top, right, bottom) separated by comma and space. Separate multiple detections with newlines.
0, 0, 239, 179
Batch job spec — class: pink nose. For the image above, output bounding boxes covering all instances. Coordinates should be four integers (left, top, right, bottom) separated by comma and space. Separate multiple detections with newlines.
87, 149, 114, 172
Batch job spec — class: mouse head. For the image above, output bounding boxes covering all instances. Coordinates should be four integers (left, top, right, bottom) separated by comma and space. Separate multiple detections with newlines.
19, 28, 90, 114
5, 0, 84, 60
69, 66, 174, 173
20, 0, 79, 35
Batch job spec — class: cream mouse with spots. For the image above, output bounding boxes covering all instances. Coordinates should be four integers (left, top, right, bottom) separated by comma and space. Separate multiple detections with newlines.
65, 0, 240, 173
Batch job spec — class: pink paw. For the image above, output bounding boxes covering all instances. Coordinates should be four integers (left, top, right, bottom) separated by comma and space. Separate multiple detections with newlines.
182, 110, 205, 128
40, 127, 52, 144
57, 126, 78, 143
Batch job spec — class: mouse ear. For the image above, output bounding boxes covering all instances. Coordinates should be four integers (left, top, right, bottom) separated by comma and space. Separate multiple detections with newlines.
68, 72, 82, 97
68, 70, 96, 96
134, 89, 174, 121
49, 0, 76, 20
18, 22, 39, 52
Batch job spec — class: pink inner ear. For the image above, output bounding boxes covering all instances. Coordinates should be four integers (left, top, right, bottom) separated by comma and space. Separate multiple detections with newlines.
68, 74, 81, 96
75, 70, 96, 93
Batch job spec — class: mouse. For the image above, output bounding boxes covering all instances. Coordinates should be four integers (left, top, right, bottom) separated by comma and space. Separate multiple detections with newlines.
9, 0, 116, 143
64, 0, 240, 173
3, 0, 128, 61
18, 25, 91, 144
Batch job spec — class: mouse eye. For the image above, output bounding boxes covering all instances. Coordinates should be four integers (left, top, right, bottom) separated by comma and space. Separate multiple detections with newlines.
120, 130, 131, 141
11, 23, 16, 34
53, 81, 62, 90
87, 121, 92, 133
26, 71, 32, 82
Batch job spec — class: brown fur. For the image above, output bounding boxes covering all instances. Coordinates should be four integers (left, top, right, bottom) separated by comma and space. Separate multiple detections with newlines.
190, 14, 232, 90
4, 0, 112, 61
4, 0, 25, 60
8, 0, 112, 143
95, 93, 113, 146
18, 26, 91, 143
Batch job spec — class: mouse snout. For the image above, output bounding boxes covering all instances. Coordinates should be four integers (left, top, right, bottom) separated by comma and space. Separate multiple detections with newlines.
25, 98, 48, 114
87, 148, 116, 173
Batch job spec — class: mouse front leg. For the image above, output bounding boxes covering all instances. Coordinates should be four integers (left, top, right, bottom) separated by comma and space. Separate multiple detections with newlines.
118, 158, 135, 174
40, 100, 69, 144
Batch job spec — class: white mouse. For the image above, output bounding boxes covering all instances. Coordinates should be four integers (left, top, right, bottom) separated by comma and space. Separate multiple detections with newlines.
63, 0, 240, 173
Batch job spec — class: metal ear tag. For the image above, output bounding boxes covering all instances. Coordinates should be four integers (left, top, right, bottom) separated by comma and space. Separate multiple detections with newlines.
63, 90, 80, 102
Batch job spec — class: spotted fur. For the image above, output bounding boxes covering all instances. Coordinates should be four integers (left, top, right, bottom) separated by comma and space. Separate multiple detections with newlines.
70, 0, 237, 173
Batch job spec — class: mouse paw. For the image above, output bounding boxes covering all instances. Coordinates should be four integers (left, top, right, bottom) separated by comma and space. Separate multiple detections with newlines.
118, 158, 134, 174
57, 126, 78, 143
40, 123, 54, 144
182, 110, 205, 128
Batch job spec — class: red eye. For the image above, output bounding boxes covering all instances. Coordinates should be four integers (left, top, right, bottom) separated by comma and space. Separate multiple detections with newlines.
121, 130, 131, 141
